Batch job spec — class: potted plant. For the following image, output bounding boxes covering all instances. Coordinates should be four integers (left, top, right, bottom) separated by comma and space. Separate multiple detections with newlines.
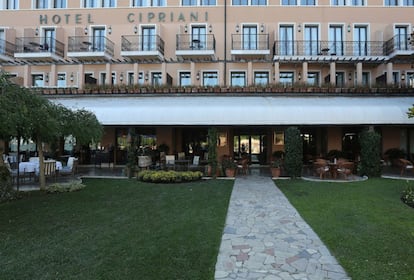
270, 158, 282, 178
222, 157, 237, 177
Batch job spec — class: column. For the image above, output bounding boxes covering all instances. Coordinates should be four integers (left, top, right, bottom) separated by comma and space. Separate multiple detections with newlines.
274, 62, 280, 84
105, 63, 111, 85
356, 62, 363, 86
50, 64, 56, 87
161, 62, 167, 85
247, 61, 253, 86
23, 64, 31, 88
302, 61, 308, 84
78, 64, 84, 89
386, 62, 393, 85
133, 62, 139, 85
191, 61, 196, 85
219, 61, 225, 86
330, 62, 336, 86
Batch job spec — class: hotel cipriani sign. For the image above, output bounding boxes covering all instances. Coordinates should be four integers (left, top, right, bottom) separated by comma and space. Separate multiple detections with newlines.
39, 11, 209, 25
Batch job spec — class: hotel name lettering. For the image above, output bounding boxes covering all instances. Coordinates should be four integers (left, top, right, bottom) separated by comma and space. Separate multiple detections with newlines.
39, 12, 209, 25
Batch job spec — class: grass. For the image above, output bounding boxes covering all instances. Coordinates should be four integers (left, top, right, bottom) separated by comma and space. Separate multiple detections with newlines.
0, 178, 234, 280
276, 178, 414, 280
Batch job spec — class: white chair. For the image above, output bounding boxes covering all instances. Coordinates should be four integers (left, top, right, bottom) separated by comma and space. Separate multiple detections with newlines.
138, 156, 152, 170
165, 155, 175, 170
189, 156, 202, 171
60, 158, 78, 177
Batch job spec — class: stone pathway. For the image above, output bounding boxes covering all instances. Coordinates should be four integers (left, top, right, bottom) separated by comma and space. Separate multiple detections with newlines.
214, 175, 350, 280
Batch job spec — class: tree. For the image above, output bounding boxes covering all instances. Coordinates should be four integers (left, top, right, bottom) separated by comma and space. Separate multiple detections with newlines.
358, 129, 382, 177
207, 127, 218, 178
0, 72, 103, 190
284, 126, 303, 178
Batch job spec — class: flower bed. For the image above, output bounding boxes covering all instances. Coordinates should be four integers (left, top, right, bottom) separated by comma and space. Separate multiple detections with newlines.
137, 170, 203, 183
401, 185, 414, 208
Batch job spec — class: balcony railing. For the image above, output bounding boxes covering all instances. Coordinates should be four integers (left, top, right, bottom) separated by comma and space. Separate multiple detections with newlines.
383, 35, 414, 56
231, 34, 269, 51
0, 38, 15, 58
68, 36, 114, 57
273, 40, 385, 57
15, 37, 64, 57
121, 35, 165, 55
176, 34, 216, 51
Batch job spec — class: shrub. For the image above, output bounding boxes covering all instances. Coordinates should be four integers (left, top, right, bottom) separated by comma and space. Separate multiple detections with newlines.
358, 130, 382, 177
46, 180, 86, 193
401, 184, 414, 208
137, 170, 203, 183
284, 127, 303, 178
0, 166, 18, 203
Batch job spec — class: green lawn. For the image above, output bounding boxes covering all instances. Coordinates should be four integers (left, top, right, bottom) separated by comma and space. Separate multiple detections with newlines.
0, 179, 233, 280
276, 178, 414, 280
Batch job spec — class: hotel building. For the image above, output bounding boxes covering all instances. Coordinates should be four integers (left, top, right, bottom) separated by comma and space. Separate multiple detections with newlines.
1, 0, 414, 165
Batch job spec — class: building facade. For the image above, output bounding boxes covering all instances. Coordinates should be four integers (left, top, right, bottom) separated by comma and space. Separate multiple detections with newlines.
1, 0, 414, 164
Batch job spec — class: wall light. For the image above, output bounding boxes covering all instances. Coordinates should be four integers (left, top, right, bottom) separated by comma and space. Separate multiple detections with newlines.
208, 24, 212, 33
260, 24, 264, 33
348, 72, 352, 81
45, 73, 49, 83
84, 27, 88, 35
402, 71, 406, 81
196, 71, 200, 80
119, 72, 124, 82
145, 71, 149, 81
347, 24, 351, 33
35, 27, 39, 36
134, 25, 138, 34
70, 72, 74, 82
236, 24, 240, 33
298, 72, 301, 81
297, 24, 301, 33
108, 26, 112, 35
184, 24, 188, 33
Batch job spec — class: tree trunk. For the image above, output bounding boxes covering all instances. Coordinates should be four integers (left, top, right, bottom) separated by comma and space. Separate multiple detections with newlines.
37, 140, 46, 191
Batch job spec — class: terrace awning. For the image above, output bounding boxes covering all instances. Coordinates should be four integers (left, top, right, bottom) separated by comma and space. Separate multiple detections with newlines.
49, 95, 414, 126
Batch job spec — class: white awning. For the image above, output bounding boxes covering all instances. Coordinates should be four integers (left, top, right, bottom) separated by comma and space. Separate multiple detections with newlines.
49, 95, 414, 126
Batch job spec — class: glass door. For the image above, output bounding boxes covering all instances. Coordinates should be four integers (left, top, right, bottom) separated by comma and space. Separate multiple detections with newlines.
279, 25, 294, 55
329, 25, 343, 55
93, 27, 105, 51
233, 134, 267, 164
243, 25, 257, 50
191, 25, 206, 50
304, 25, 319, 55
43, 28, 55, 51
142, 26, 156, 51
354, 25, 368, 55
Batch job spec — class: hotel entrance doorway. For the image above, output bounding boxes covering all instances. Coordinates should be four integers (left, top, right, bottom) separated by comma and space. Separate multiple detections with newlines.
233, 134, 267, 164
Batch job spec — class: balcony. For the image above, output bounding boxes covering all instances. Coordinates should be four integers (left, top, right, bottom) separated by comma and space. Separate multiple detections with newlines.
231, 34, 270, 58
175, 34, 216, 59
121, 35, 165, 61
14, 37, 64, 62
0, 38, 15, 62
67, 36, 114, 61
383, 35, 414, 60
273, 40, 387, 62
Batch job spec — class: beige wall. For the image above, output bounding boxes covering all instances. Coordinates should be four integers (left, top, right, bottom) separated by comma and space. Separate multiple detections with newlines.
382, 127, 401, 154
327, 127, 342, 152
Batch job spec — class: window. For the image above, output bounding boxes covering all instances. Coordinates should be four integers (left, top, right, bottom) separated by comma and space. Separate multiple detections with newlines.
53, 0, 66, 8
300, 0, 315, 5
231, 0, 250, 5
182, 0, 197, 5
35, 0, 48, 8
42, 28, 55, 52
200, 0, 216, 4
92, 27, 106, 51
100, 72, 107, 85
361, 72, 370, 86
191, 25, 206, 50
329, 25, 344, 55
151, 72, 162, 86
141, 26, 156, 51
84, 0, 98, 7
279, 72, 294, 85
307, 72, 319, 86
151, 0, 165, 6
231, 72, 246, 87
102, 0, 115, 6
203, 71, 218, 86
404, 0, 414, 5
242, 25, 257, 50
335, 72, 345, 87
281, 0, 297, 5
251, 0, 266, 5
179, 72, 191, 86
1, 0, 18, 9
32, 74, 44, 87
0, 29, 5, 53
254, 72, 269, 85
384, 0, 398, 5
132, 0, 146, 5
57, 73, 66, 87
127, 72, 134, 86
395, 26, 408, 51
279, 25, 294, 55
354, 25, 368, 55
351, 0, 365, 5
304, 25, 319, 55
331, 0, 346, 5
138, 72, 145, 85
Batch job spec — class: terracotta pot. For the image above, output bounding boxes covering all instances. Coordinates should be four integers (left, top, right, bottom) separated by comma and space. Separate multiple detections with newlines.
271, 167, 281, 177
225, 168, 236, 177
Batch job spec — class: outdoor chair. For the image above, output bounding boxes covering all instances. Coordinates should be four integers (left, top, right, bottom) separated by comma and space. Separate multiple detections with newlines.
43, 160, 57, 181
165, 155, 175, 170
188, 155, 202, 172
237, 157, 249, 175
138, 156, 152, 170
397, 158, 414, 176
313, 159, 329, 179
336, 161, 354, 180
59, 158, 78, 177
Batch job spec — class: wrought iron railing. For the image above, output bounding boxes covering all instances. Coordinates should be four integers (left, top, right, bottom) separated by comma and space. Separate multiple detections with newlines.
231, 34, 269, 51
121, 35, 165, 55
273, 40, 385, 56
68, 36, 114, 57
383, 35, 414, 55
15, 36, 64, 57
0, 38, 15, 57
176, 34, 216, 51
